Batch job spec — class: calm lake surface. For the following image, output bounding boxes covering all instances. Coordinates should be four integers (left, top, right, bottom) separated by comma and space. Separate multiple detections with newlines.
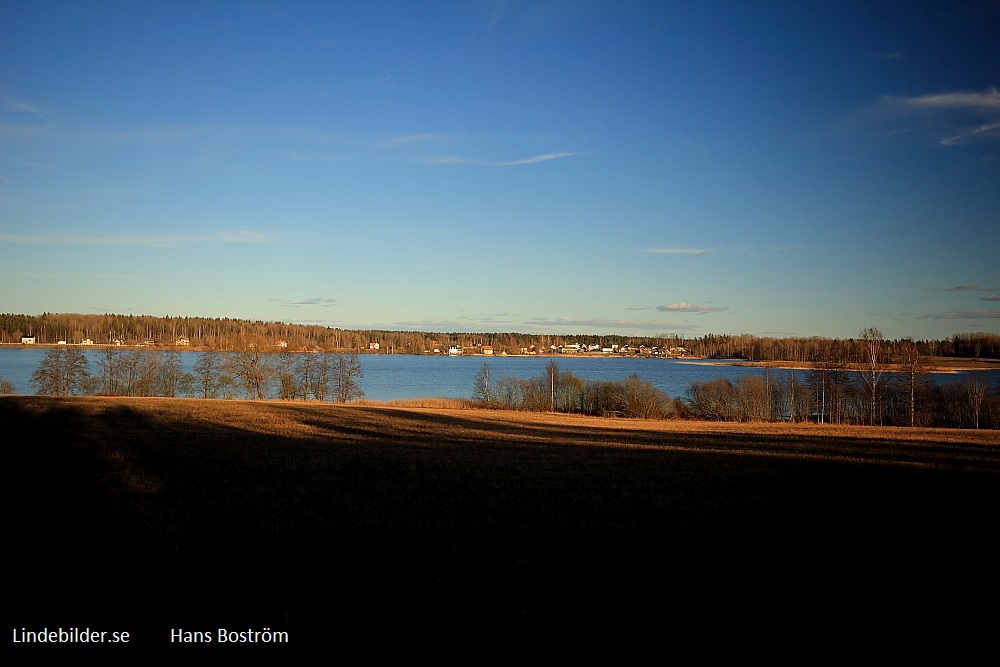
1, 347, 996, 402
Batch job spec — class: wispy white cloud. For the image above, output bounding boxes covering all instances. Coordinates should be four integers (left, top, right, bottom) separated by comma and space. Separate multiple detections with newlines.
939, 284, 1000, 291
940, 122, 1000, 145
657, 303, 728, 313
883, 88, 1000, 112
422, 151, 586, 167
0, 230, 274, 248
0, 86, 46, 116
920, 310, 1000, 320
422, 155, 472, 165
212, 230, 272, 243
276, 297, 338, 307
867, 50, 904, 60
644, 247, 711, 256
874, 88, 1000, 145
382, 133, 445, 148
495, 151, 583, 166
525, 317, 698, 331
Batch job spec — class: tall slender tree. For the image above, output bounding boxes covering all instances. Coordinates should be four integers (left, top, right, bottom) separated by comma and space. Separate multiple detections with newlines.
860, 327, 884, 425
332, 353, 364, 403
898, 338, 928, 427
546, 360, 559, 411
473, 362, 492, 405
193, 350, 223, 399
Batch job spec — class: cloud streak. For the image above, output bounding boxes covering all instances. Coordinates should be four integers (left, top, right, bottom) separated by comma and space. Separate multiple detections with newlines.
526, 317, 698, 331
277, 297, 338, 307
644, 247, 712, 256
920, 310, 1000, 320
382, 133, 446, 148
939, 284, 1000, 292
883, 88, 1000, 112
423, 151, 586, 167
0, 230, 273, 248
0, 86, 47, 117
876, 88, 1000, 145
657, 303, 728, 313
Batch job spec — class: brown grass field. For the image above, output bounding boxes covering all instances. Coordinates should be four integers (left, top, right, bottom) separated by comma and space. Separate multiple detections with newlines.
4, 395, 999, 652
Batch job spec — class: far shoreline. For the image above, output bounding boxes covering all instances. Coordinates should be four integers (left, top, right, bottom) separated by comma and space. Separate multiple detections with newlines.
2, 342, 998, 372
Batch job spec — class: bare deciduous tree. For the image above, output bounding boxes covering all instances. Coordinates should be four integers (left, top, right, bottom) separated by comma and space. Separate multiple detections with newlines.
193, 350, 223, 399
31, 347, 90, 396
966, 381, 988, 430
898, 338, 928, 427
473, 362, 492, 405
860, 327, 884, 425
227, 346, 273, 400
332, 353, 364, 403
546, 360, 559, 411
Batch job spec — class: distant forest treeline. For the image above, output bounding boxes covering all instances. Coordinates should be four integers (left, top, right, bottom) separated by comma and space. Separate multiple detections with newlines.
2, 312, 999, 361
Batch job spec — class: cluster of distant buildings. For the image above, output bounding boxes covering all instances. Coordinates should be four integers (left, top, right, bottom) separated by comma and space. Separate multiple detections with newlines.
427, 343, 690, 357
20, 336, 189, 347
20, 335, 689, 358
548, 343, 689, 357
20, 336, 97, 345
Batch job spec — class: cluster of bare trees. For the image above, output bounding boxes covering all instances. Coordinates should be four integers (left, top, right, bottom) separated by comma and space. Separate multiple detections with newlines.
272, 350, 365, 402
469, 330, 998, 430
28, 347, 193, 397
684, 327, 998, 428
30, 347, 92, 396
187, 349, 364, 402
28, 348, 364, 402
93, 348, 186, 397
686, 331, 1000, 363
473, 362, 675, 419
685, 368, 999, 429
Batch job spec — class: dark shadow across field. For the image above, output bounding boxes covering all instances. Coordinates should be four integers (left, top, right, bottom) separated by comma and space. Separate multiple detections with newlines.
3, 396, 999, 652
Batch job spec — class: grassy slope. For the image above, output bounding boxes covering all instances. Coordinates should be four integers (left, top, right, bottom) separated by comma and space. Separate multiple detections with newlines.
4, 396, 999, 650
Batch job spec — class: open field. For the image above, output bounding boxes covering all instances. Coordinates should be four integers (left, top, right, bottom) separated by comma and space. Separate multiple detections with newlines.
4, 395, 999, 651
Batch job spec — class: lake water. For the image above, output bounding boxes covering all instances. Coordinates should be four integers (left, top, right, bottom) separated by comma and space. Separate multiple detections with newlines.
1, 347, 996, 401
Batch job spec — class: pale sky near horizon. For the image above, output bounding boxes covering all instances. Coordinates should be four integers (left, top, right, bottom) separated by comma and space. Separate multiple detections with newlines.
2, 0, 998, 340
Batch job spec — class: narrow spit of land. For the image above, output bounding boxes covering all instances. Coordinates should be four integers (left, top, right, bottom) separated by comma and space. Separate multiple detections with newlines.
3, 395, 998, 646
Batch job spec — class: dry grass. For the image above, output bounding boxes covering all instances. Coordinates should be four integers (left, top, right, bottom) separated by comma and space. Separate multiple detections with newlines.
364, 396, 477, 409
4, 394, 999, 645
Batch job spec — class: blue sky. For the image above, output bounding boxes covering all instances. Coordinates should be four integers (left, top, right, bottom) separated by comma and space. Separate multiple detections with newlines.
2, 0, 998, 340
